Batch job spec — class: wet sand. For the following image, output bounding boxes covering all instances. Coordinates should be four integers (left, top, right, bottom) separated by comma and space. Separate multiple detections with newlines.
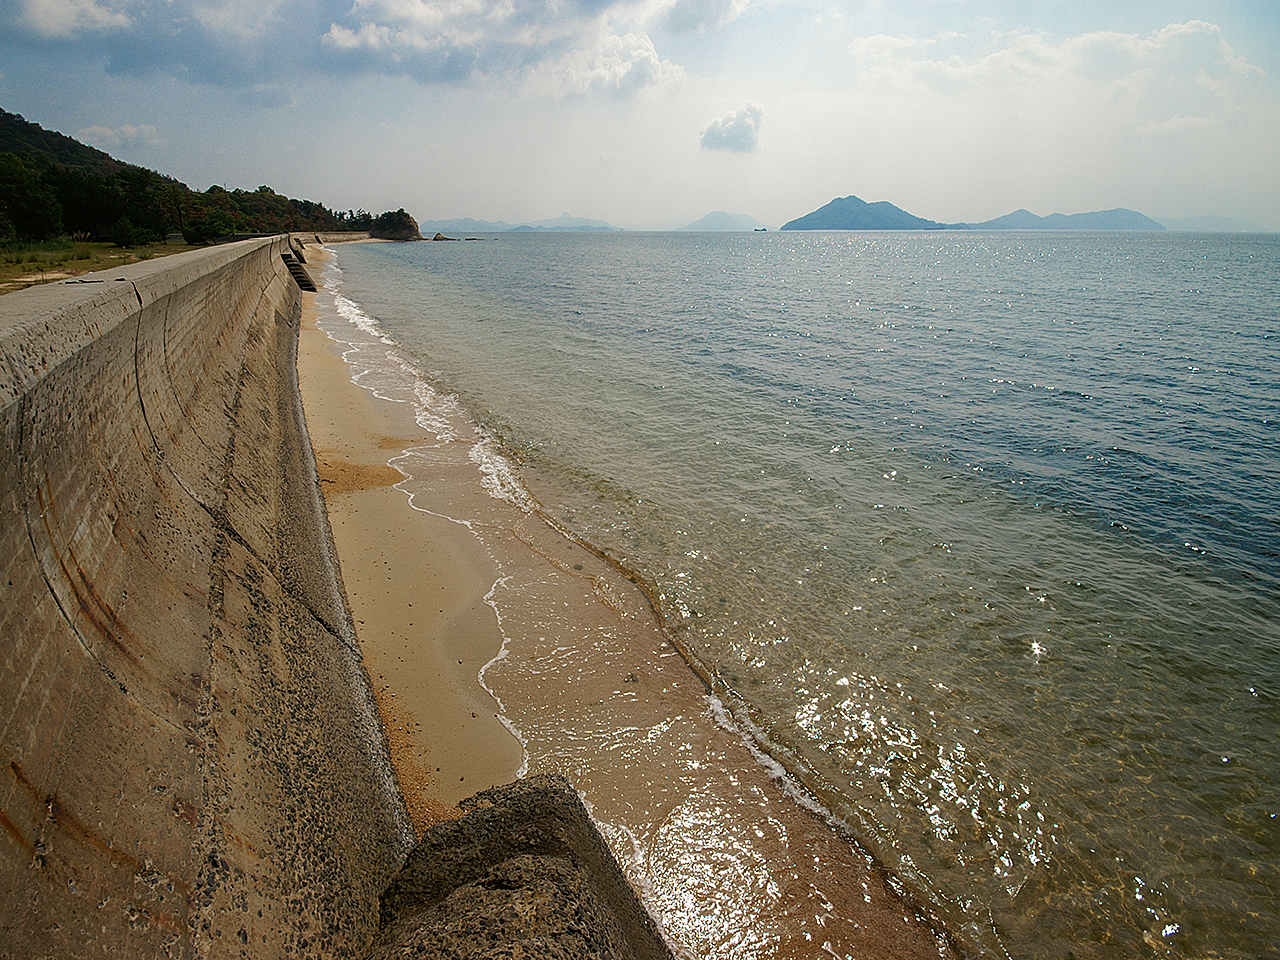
298, 250, 524, 829
296, 245, 961, 959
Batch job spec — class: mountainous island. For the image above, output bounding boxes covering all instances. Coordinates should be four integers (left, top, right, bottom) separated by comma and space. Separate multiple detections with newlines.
677, 211, 770, 232
428, 200, 1169, 236
781, 194, 1166, 231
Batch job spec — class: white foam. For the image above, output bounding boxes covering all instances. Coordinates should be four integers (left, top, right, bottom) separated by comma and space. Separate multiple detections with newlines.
470, 436, 536, 512
706, 694, 844, 826
411, 378, 465, 444
333, 292, 396, 344
320, 247, 541, 521
480, 576, 529, 779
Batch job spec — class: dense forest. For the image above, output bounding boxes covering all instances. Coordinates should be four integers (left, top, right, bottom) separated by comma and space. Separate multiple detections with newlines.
0, 108, 376, 244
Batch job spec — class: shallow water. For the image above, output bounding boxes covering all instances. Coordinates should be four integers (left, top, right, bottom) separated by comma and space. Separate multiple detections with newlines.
325, 232, 1280, 959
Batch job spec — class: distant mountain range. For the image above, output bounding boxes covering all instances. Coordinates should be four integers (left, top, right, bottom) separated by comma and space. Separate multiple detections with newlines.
424, 205, 1268, 235
963, 207, 1165, 231
512, 213, 620, 232
419, 213, 621, 234
424, 211, 774, 234
781, 195, 1167, 231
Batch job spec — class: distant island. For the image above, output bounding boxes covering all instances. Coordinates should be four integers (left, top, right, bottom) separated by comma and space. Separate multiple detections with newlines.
959, 207, 1165, 231
781, 195, 1165, 232
421, 212, 778, 234
782, 195, 947, 231
416, 202, 1264, 237
511, 213, 620, 232
676, 211, 770, 232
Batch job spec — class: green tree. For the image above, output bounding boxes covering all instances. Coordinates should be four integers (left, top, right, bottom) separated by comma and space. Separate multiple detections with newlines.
111, 165, 175, 237
111, 215, 151, 248
183, 206, 238, 244
371, 208, 419, 239
0, 152, 63, 241
44, 164, 125, 239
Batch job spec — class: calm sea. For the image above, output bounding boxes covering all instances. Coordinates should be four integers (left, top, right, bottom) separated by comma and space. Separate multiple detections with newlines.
323, 231, 1279, 959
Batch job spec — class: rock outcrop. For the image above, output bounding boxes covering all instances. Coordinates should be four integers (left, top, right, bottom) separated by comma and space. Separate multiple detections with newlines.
372, 775, 673, 960
371, 209, 422, 241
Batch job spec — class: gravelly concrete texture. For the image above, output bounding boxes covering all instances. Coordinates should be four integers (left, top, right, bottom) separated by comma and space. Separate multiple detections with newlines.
0, 238, 413, 959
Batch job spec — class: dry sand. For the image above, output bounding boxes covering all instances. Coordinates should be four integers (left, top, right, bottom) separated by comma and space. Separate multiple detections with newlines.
295, 244, 962, 959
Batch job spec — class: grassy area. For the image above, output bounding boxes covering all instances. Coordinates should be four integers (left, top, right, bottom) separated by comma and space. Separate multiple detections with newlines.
0, 239, 204, 295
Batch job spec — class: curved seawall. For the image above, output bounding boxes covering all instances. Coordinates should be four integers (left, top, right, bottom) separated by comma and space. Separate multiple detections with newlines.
0, 238, 414, 958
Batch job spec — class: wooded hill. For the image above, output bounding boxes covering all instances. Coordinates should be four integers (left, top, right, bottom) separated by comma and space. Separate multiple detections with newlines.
0, 108, 376, 244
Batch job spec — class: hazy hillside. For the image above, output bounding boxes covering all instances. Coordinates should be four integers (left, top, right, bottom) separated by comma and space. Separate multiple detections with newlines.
1, 107, 381, 242
968, 208, 1164, 230
781, 195, 945, 230
0, 108, 124, 176
678, 211, 769, 231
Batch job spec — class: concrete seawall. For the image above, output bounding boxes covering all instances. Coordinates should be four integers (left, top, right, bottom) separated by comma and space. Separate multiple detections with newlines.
0, 238, 414, 958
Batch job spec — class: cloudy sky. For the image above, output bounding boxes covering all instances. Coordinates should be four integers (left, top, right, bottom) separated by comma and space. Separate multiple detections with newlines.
2, 0, 1278, 229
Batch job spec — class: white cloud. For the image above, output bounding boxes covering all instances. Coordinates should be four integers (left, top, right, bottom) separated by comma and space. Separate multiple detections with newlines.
188, 0, 286, 41
6, 0, 710, 95
655, 0, 749, 34
321, 0, 689, 94
845, 20, 1264, 134
77, 123, 165, 148
19, 0, 131, 36
322, 22, 396, 52
700, 103, 762, 152
1135, 113, 1212, 137
848, 32, 941, 65
526, 31, 684, 98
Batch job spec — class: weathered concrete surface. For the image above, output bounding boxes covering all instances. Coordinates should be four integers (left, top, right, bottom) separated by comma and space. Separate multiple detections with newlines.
296, 232, 374, 245
373, 775, 673, 960
0, 238, 413, 959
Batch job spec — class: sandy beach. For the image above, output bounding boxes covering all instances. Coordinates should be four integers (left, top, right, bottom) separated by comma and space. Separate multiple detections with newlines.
298, 247, 524, 830
296, 244, 960, 959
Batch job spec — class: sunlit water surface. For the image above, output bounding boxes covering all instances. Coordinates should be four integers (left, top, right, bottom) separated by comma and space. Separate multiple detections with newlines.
328, 232, 1279, 960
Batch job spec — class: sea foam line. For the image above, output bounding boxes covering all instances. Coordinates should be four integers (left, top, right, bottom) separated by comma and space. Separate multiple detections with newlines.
480, 576, 529, 779
322, 247, 536, 781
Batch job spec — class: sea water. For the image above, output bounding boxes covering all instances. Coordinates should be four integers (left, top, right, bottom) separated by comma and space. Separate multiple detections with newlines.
321, 231, 1279, 959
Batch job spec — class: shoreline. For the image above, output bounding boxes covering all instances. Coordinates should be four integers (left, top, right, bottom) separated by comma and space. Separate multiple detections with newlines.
298, 247, 523, 828
297, 244, 963, 958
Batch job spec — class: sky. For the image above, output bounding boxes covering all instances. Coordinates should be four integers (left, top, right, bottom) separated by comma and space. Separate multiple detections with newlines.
2, 0, 1278, 230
